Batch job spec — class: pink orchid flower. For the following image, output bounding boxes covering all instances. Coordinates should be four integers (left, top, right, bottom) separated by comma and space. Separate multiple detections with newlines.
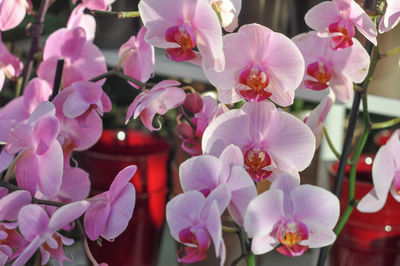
357, 130, 400, 212
244, 174, 340, 256
67, 4, 96, 42
304, 90, 336, 148
0, 0, 31, 31
202, 102, 315, 182
293, 31, 370, 102
0, 38, 23, 91
204, 23, 304, 106
84, 165, 136, 241
193, 95, 228, 138
12, 201, 89, 266
379, 0, 400, 33
37, 27, 107, 88
210, 0, 242, 32
138, 0, 225, 71
73, 0, 116, 11
0, 191, 31, 222
52, 84, 103, 154
305, 0, 377, 49
166, 189, 228, 265
0, 78, 51, 142
180, 145, 257, 225
118, 27, 155, 88
61, 81, 111, 120
125, 80, 186, 131
4, 102, 63, 197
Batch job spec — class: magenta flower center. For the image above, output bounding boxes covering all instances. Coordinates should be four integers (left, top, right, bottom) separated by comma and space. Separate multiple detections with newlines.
304, 61, 332, 91
276, 221, 309, 257
244, 148, 272, 182
238, 67, 271, 102
165, 24, 197, 62
328, 19, 355, 50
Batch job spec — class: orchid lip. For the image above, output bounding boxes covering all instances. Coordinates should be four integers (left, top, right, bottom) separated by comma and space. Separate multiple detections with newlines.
238, 67, 272, 102
304, 61, 332, 91
276, 220, 309, 257
244, 148, 272, 182
328, 19, 355, 50
165, 24, 197, 62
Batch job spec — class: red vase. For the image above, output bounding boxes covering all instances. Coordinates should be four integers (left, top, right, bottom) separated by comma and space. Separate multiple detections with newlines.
330, 155, 400, 266
78, 129, 171, 266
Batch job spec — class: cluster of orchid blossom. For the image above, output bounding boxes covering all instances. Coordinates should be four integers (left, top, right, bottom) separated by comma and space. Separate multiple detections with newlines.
0, 0, 399, 266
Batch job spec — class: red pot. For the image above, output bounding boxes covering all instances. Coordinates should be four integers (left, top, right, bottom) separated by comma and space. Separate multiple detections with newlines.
330, 155, 400, 266
78, 129, 171, 266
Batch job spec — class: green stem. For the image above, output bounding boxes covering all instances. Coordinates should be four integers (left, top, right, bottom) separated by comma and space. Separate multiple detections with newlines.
372, 117, 400, 129
90, 9, 140, 19
222, 225, 238, 233
323, 127, 341, 160
380, 46, 400, 58
247, 253, 256, 266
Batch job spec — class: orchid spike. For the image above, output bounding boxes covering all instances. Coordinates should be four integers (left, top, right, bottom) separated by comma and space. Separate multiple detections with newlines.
357, 130, 400, 212
244, 174, 340, 256
305, 0, 377, 48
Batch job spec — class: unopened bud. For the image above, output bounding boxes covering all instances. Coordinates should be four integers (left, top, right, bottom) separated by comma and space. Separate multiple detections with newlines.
177, 122, 194, 140
183, 92, 203, 114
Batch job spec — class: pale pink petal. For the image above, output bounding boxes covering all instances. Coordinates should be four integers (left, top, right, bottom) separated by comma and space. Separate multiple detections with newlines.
67, 4, 96, 41
218, 144, 244, 181
179, 155, 222, 193
166, 191, 205, 241
291, 185, 340, 229
263, 110, 316, 171
43, 29, 68, 60
27, 101, 56, 125
331, 38, 370, 84
300, 221, 337, 248
356, 188, 387, 213
11, 236, 44, 266
33, 116, 60, 156
203, 200, 223, 259
0, 190, 31, 221
60, 27, 87, 61
82, 0, 107, 10
226, 166, 257, 225
202, 109, 251, 156
203, 184, 231, 216
48, 200, 90, 232
23, 78, 52, 114
109, 165, 137, 200
0, 71, 4, 91
58, 167, 91, 202
102, 184, 135, 240
160, 87, 186, 111
18, 205, 49, 241
84, 196, 111, 241
251, 234, 278, 255
37, 142, 63, 197
304, 2, 341, 32
15, 150, 39, 195
329, 68, 354, 102
349, 1, 377, 45
192, 0, 225, 71
5, 124, 33, 154
0, 0, 27, 31
241, 102, 276, 144
379, 0, 400, 33
243, 189, 285, 238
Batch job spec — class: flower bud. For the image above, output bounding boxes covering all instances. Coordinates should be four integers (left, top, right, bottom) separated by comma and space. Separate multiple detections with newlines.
183, 92, 203, 114
177, 122, 194, 140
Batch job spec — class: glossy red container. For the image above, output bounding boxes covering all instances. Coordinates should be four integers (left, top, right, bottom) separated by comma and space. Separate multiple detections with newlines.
78, 130, 171, 266
330, 155, 400, 266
